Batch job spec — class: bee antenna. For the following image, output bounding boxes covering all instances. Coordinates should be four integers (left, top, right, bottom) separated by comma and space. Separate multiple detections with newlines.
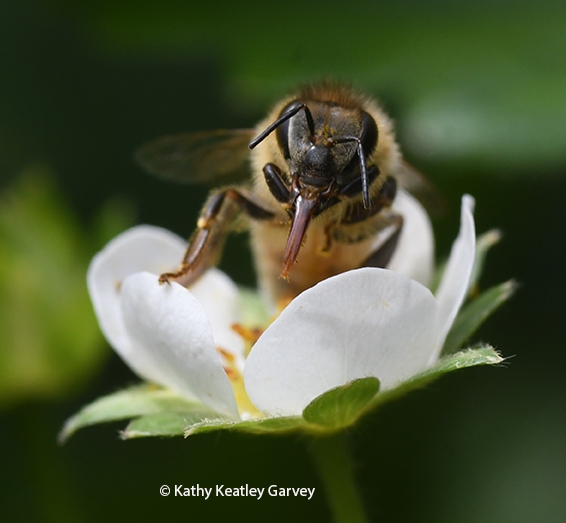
249, 102, 314, 149
333, 136, 371, 209
358, 143, 371, 209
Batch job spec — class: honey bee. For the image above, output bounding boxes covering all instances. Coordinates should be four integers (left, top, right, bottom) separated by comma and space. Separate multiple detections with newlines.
136, 81, 435, 305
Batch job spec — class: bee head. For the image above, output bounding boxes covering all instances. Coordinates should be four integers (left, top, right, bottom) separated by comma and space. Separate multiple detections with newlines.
249, 99, 378, 209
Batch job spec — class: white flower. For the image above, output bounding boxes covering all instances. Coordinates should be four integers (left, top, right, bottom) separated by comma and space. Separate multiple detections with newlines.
87, 193, 475, 420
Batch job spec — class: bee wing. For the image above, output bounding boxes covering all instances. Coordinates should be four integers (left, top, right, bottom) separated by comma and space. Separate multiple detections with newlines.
394, 161, 447, 217
134, 129, 256, 185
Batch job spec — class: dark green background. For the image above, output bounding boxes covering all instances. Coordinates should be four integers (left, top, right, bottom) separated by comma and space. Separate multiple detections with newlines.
1, 0, 565, 521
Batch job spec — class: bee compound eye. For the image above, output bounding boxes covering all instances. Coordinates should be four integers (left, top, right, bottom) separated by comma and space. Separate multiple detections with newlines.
275, 100, 303, 159
360, 111, 378, 156
250, 100, 306, 150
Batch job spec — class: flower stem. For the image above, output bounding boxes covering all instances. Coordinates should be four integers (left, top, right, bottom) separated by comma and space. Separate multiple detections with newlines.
309, 433, 369, 523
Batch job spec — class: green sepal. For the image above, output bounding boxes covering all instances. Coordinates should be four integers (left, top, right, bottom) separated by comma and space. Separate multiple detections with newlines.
62, 348, 503, 441
468, 230, 502, 295
186, 378, 381, 436
185, 416, 309, 437
303, 377, 381, 430
122, 409, 229, 439
430, 229, 501, 295
59, 384, 224, 442
442, 280, 516, 356
370, 345, 503, 409
186, 347, 500, 437
122, 413, 189, 438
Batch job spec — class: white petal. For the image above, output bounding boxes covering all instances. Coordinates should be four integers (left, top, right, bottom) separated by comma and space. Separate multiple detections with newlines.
121, 272, 239, 417
189, 269, 245, 370
433, 195, 476, 359
87, 225, 186, 375
387, 190, 435, 287
244, 268, 438, 416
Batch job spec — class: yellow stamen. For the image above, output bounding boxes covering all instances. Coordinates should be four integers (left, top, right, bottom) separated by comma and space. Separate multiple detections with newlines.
231, 323, 263, 343
216, 345, 262, 418
217, 295, 296, 417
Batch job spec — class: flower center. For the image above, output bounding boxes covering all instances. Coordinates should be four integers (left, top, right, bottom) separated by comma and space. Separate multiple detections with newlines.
215, 297, 297, 418
217, 346, 262, 418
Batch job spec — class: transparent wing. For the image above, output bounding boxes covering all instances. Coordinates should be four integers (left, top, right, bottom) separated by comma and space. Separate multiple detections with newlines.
394, 161, 447, 217
134, 129, 256, 185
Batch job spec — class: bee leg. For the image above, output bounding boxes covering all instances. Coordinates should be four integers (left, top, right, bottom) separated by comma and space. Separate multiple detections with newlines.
340, 175, 404, 268
361, 214, 404, 268
332, 174, 403, 267
340, 175, 397, 225
159, 188, 275, 286
263, 163, 291, 204
338, 165, 381, 199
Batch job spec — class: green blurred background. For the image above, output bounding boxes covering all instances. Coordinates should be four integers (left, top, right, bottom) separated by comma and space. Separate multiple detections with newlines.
1, 0, 565, 521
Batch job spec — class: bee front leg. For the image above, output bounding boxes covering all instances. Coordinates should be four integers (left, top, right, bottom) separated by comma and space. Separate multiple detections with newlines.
263, 163, 291, 204
159, 187, 275, 286
344, 175, 404, 268
340, 175, 397, 224
334, 175, 404, 268
356, 176, 403, 268
361, 214, 404, 269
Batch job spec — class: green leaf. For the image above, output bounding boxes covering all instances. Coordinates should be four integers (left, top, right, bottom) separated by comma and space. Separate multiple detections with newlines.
303, 377, 381, 430
442, 280, 517, 356
371, 345, 504, 409
59, 384, 222, 442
